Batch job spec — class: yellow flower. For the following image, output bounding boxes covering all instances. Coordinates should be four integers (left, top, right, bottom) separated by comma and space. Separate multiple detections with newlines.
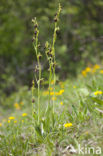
100, 70, 103, 74
9, 116, 15, 120
14, 120, 17, 123
82, 70, 87, 77
14, 103, 20, 110
0, 123, 2, 127
94, 91, 102, 95
59, 89, 64, 95
50, 92, 54, 96
73, 86, 76, 89
55, 92, 60, 96
22, 120, 24, 123
93, 64, 100, 70
85, 67, 91, 72
52, 97, 57, 101
8, 120, 10, 123
22, 113, 27, 117
60, 102, 63, 105
64, 123, 72, 128
85, 131, 89, 135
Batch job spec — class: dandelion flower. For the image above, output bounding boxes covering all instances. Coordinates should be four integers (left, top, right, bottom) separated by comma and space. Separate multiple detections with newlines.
50, 92, 54, 96
59, 89, 64, 95
55, 92, 60, 96
64, 123, 72, 128
100, 70, 103, 74
60, 102, 63, 105
14, 120, 17, 123
94, 91, 102, 95
0, 123, 2, 127
85, 67, 91, 72
93, 64, 100, 69
82, 70, 87, 77
73, 86, 76, 89
14, 103, 20, 110
22, 113, 27, 117
8, 120, 10, 123
9, 116, 15, 120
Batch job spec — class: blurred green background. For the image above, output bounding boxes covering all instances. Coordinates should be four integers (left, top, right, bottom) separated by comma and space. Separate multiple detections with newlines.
0, 0, 103, 96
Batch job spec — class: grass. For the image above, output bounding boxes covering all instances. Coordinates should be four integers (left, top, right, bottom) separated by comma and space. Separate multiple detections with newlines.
0, 65, 103, 155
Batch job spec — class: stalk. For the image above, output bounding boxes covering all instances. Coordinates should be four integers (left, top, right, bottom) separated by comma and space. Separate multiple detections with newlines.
52, 4, 61, 115
32, 18, 42, 125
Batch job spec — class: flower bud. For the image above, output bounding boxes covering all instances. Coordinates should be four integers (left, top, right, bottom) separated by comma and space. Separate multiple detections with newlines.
32, 98, 35, 103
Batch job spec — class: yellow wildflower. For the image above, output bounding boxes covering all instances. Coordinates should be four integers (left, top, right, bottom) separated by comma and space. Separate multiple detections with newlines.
60, 102, 63, 105
73, 86, 76, 89
82, 70, 87, 77
59, 89, 64, 95
64, 123, 72, 128
52, 97, 57, 101
100, 70, 103, 74
85, 131, 89, 135
0, 123, 2, 127
9, 116, 15, 120
14, 120, 17, 123
94, 91, 102, 95
85, 67, 91, 72
50, 92, 54, 96
93, 64, 100, 69
55, 92, 60, 96
14, 103, 20, 110
22, 113, 27, 117
8, 120, 10, 123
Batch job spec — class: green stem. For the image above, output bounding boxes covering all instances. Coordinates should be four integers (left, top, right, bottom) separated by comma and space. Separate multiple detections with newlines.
37, 57, 41, 124
52, 23, 57, 115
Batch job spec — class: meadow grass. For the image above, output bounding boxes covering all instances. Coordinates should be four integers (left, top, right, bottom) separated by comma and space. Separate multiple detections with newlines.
0, 65, 103, 155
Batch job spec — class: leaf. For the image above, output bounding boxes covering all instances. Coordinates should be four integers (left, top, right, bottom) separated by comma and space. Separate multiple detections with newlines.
72, 105, 78, 116
91, 97, 103, 105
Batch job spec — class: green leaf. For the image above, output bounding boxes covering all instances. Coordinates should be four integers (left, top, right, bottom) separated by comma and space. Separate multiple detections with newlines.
91, 97, 103, 105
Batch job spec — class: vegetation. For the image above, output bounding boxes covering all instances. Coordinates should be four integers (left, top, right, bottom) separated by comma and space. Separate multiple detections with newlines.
0, 0, 103, 155
0, 64, 103, 155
